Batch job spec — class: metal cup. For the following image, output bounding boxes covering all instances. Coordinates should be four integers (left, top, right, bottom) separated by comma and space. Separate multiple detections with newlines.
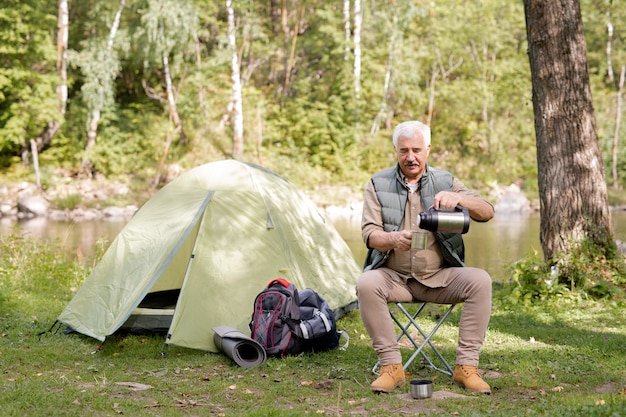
410, 379, 433, 399
412, 232, 428, 250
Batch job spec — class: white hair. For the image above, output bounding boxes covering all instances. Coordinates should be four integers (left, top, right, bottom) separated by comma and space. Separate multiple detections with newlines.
392, 121, 431, 148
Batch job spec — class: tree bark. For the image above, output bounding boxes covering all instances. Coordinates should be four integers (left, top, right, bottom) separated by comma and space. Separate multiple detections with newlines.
21, 0, 68, 164
523, 0, 613, 260
353, 0, 361, 104
162, 52, 186, 144
84, 0, 126, 155
605, 5, 614, 84
227, 0, 244, 160
283, 5, 303, 99
370, 3, 397, 135
343, 0, 350, 62
57, 0, 68, 116
612, 66, 624, 190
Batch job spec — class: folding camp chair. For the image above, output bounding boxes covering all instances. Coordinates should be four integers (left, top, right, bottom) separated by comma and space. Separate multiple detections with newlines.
372, 302, 456, 376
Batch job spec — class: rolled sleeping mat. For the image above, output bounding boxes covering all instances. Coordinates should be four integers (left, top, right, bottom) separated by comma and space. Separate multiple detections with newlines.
212, 326, 267, 368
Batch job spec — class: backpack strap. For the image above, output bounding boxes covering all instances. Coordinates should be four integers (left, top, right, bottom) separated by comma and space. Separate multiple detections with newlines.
337, 330, 350, 350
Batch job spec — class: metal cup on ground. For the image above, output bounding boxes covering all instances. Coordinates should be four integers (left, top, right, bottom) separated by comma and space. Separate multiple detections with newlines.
410, 379, 433, 399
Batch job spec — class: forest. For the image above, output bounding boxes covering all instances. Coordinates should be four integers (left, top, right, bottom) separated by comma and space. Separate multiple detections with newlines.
1, 0, 625, 200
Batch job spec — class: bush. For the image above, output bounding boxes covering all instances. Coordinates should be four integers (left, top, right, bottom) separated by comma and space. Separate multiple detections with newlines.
504, 238, 626, 304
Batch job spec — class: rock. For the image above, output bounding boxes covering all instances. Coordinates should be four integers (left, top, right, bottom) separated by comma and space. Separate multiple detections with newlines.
1, 202, 14, 217
493, 184, 532, 215
102, 205, 137, 219
17, 195, 50, 218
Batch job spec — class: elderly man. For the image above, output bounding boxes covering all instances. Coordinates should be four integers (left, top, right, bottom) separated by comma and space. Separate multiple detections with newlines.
356, 120, 494, 394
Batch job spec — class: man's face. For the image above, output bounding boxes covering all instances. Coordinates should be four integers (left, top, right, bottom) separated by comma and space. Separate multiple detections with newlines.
396, 131, 430, 181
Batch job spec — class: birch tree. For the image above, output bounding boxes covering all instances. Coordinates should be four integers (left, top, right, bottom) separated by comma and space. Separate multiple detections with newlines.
140, 0, 197, 146
612, 66, 624, 190
57, 0, 69, 116
30, 0, 68, 154
226, 0, 244, 160
83, 0, 126, 157
523, 0, 614, 259
343, 0, 350, 62
370, 2, 398, 135
353, 0, 362, 105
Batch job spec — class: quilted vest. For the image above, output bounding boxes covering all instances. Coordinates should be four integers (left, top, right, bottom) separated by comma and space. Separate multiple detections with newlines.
363, 165, 465, 271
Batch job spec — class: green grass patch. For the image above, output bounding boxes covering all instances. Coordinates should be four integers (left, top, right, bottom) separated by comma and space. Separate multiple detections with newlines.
1, 235, 625, 416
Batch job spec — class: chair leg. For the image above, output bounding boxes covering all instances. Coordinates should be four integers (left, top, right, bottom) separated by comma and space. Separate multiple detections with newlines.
396, 303, 455, 376
372, 302, 455, 377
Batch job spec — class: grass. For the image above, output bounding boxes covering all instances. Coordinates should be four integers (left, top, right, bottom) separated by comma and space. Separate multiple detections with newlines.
1, 235, 625, 416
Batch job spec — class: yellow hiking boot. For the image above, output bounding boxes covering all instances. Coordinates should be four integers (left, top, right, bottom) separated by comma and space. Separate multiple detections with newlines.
371, 363, 405, 393
453, 365, 491, 394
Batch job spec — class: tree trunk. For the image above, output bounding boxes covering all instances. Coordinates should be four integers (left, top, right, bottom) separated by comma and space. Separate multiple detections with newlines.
84, 0, 126, 154
162, 52, 186, 144
353, 0, 361, 104
57, 0, 68, 116
283, 5, 303, 99
21, 0, 68, 165
612, 66, 624, 190
523, 0, 613, 260
343, 0, 350, 62
227, 0, 244, 160
605, 6, 614, 84
370, 4, 397, 135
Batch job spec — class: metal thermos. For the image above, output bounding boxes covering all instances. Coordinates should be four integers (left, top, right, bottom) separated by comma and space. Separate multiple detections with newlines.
416, 206, 470, 234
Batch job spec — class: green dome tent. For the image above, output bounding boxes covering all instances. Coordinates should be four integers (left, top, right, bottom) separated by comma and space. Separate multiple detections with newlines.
58, 160, 360, 352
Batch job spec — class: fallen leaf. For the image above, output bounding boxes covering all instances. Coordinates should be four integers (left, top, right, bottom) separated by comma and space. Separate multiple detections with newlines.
552, 386, 563, 392
301, 380, 314, 386
228, 384, 237, 390
115, 382, 153, 391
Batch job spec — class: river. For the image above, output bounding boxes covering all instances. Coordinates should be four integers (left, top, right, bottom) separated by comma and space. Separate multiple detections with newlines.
2, 211, 625, 281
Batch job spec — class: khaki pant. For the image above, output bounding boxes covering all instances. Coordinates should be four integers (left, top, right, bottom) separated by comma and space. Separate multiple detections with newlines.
356, 267, 492, 366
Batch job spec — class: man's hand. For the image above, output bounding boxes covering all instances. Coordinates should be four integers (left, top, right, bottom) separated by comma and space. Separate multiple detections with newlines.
391, 230, 413, 251
368, 229, 413, 252
433, 191, 494, 221
433, 191, 462, 210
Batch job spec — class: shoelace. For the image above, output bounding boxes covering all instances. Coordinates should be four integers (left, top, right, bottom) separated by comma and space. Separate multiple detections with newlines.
459, 366, 479, 377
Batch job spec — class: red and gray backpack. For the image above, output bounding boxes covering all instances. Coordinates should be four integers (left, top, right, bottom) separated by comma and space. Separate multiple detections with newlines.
249, 278, 342, 357
249, 279, 303, 357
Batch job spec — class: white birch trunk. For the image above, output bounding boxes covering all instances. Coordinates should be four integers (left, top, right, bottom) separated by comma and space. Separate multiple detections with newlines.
370, 8, 397, 135
85, 0, 126, 152
612, 66, 624, 189
163, 52, 185, 141
605, 9, 614, 83
353, 0, 362, 102
343, 0, 350, 62
56, 0, 68, 116
227, 0, 244, 159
